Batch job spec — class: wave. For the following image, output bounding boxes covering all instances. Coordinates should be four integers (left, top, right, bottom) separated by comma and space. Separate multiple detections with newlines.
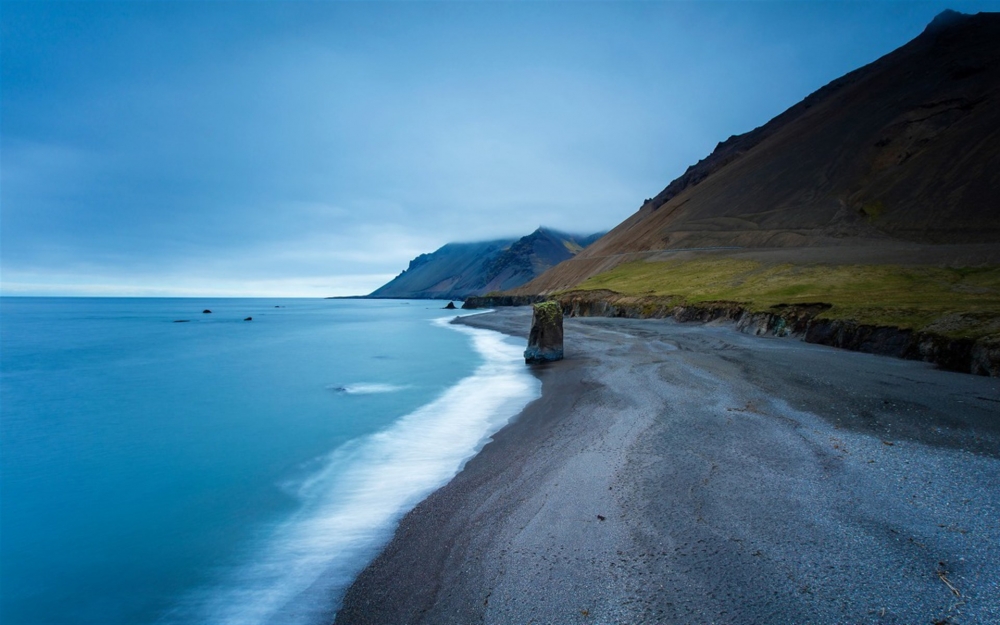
166, 316, 539, 625
327, 383, 410, 395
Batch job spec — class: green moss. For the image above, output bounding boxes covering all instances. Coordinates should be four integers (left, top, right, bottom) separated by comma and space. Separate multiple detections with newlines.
533, 300, 563, 324
860, 200, 886, 222
573, 258, 1000, 339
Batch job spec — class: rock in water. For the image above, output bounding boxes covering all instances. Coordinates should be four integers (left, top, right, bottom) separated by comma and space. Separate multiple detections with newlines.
444, 301, 457, 309
524, 301, 564, 363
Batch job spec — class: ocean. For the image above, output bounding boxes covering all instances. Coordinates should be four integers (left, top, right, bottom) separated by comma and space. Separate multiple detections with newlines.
0, 297, 540, 625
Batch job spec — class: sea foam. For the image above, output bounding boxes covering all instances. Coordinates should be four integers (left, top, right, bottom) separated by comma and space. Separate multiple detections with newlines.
168, 316, 539, 625
327, 383, 410, 394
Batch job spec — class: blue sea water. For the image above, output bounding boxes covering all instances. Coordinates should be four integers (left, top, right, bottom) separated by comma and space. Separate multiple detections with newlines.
0, 297, 539, 625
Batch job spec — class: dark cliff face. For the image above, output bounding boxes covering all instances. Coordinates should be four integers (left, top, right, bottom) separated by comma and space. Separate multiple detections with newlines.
367, 228, 604, 299
463, 291, 1000, 376
478, 228, 604, 294
518, 10, 1000, 294
367, 239, 514, 300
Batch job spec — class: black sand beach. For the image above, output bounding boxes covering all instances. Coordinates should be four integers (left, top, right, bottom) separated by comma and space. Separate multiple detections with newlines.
336, 309, 1000, 624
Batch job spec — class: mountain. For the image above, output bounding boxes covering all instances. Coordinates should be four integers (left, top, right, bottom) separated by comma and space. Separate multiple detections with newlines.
368, 228, 604, 300
514, 10, 1000, 295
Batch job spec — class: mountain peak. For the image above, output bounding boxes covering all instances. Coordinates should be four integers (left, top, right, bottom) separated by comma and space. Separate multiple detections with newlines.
514, 12, 1000, 294
367, 228, 604, 299
923, 9, 969, 34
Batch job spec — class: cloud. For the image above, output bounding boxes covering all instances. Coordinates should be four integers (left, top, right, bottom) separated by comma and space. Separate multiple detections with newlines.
1, 268, 397, 298
1, 0, 965, 296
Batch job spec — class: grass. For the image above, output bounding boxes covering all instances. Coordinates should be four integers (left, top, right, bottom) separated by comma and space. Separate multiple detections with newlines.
860, 200, 886, 223
534, 300, 563, 323
572, 258, 1000, 338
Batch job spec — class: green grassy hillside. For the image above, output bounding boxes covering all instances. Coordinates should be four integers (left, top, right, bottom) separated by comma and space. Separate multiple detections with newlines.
574, 259, 1000, 339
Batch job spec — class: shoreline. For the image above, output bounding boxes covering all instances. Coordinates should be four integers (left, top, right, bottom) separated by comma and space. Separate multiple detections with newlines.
461, 293, 1000, 377
335, 309, 1000, 624
150, 308, 540, 625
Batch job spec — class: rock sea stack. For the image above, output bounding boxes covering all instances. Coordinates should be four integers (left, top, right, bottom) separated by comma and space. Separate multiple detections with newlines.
524, 301, 564, 363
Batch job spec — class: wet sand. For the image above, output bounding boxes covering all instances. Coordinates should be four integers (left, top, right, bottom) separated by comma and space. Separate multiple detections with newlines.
336, 308, 1000, 624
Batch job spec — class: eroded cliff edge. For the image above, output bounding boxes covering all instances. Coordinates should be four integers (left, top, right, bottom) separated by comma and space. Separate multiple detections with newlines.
464, 291, 1000, 376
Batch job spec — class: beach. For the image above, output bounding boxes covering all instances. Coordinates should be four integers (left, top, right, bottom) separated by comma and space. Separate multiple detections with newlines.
336, 308, 1000, 624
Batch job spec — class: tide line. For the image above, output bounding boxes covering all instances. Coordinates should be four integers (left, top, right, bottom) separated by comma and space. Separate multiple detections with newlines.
167, 317, 539, 625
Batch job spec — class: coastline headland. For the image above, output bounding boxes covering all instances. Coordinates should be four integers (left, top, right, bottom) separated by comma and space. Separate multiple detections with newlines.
335, 308, 1000, 624
463, 287, 1000, 377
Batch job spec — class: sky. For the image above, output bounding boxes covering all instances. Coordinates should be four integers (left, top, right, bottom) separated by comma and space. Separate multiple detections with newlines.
2, 0, 998, 297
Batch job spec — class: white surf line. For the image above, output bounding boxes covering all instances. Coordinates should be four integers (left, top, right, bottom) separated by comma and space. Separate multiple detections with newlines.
329, 383, 410, 394
169, 315, 540, 625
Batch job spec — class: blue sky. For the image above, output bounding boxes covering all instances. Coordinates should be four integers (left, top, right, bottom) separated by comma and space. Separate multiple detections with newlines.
3, 0, 997, 297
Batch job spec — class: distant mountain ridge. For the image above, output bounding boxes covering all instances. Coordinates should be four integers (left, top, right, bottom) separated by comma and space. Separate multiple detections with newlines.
369, 228, 603, 300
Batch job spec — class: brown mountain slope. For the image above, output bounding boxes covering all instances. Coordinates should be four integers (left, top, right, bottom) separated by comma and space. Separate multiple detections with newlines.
516, 10, 1000, 295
